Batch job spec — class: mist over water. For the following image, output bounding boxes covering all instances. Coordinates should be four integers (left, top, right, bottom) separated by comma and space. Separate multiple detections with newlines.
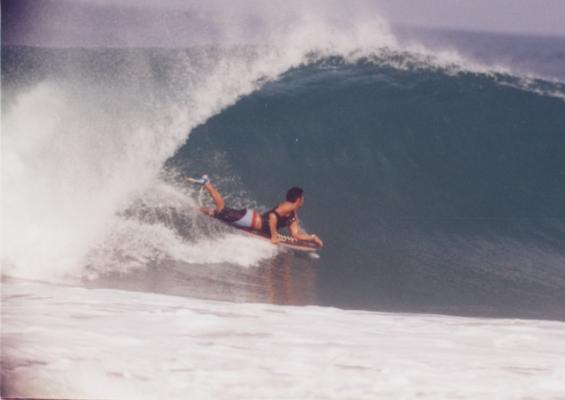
2, 0, 565, 319
394, 26, 565, 83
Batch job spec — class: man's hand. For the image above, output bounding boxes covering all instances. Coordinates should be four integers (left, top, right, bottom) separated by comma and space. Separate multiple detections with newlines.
271, 234, 282, 245
311, 234, 323, 247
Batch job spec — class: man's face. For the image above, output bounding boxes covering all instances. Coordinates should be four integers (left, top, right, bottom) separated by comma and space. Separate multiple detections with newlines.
298, 196, 305, 208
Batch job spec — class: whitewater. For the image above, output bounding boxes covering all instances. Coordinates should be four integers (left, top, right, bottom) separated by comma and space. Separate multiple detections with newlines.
2, 1, 565, 398
4, 279, 565, 399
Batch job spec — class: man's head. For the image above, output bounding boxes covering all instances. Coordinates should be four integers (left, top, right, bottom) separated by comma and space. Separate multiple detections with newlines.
286, 187, 304, 206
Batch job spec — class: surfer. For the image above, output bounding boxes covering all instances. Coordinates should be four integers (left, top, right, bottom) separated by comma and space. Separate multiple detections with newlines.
188, 175, 323, 247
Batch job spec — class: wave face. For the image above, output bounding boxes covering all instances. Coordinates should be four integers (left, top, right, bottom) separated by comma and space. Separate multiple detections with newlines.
171, 57, 565, 318
3, 5, 565, 319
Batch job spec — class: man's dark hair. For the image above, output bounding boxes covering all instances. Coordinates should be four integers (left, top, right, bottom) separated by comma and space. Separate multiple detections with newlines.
286, 187, 304, 202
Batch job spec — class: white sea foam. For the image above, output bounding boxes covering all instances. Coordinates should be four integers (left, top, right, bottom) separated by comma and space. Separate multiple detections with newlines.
3, 280, 565, 399
84, 217, 278, 279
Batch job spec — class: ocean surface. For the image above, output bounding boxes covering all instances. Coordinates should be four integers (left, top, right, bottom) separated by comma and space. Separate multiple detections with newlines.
3, 14, 565, 399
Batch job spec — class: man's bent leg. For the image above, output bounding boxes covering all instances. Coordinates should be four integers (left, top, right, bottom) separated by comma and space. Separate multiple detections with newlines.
203, 182, 225, 212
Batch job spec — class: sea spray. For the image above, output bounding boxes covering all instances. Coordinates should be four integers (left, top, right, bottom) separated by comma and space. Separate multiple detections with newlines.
2, 2, 396, 280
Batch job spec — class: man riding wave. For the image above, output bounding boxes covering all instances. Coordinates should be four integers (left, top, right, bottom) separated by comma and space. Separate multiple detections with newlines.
188, 175, 323, 247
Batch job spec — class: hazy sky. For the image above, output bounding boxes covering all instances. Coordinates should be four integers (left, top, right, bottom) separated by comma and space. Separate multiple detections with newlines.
374, 0, 565, 36
2, 0, 565, 47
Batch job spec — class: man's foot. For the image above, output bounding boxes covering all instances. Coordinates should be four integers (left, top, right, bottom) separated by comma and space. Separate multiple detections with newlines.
187, 174, 210, 186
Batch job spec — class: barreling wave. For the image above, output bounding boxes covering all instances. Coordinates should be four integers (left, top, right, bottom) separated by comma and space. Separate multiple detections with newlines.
169, 55, 565, 317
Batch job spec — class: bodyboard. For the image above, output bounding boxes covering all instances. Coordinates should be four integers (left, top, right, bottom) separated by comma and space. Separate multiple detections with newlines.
202, 210, 321, 253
